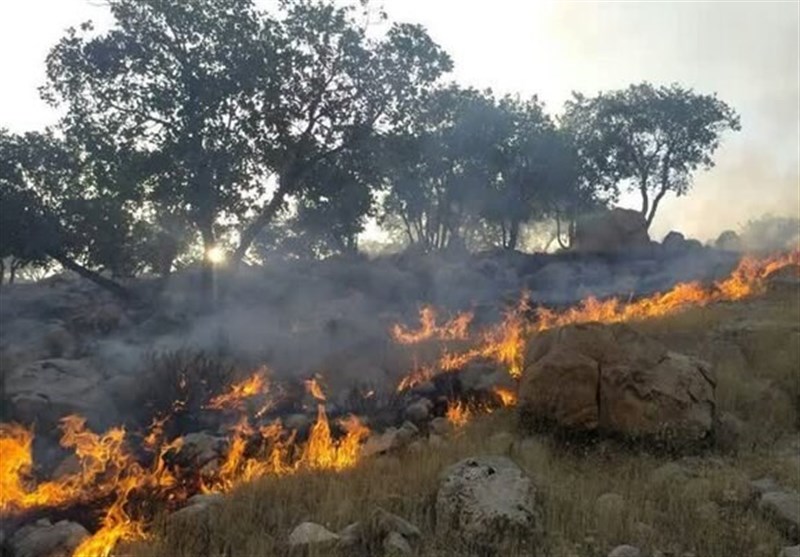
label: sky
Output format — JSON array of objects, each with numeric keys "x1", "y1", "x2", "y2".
[{"x1": 1, "y1": 0, "x2": 798, "y2": 242}]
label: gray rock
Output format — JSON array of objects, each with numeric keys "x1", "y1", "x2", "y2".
[
  {"x1": 5, "y1": 359, "x2": 117, "y2": 429},
  {"x1": 436, "y1": 456, "x2": 542, "y2": 551},
  {"x1": 175, "y1": 432, "x2": 227, "y2": 466},
  {"x1": 395, "y1": 421, "x2": 419, "y2": 445},
  {"x1": 9, "y1": 519, "x2": 89, "y2": 557},
  {"x1": 779, "y1": 545, "x2": 800, "y2": 557},
  {"x1": 595, "y1": 492, "x2": 626, "y2": 522},
  {"x1": 751, "y1": 477, "x2": 781, "y2": 495},
  {"x1": 649, "y1": 462, "x2": 693, "y2": 489},
  {"x1": 288, "y1": 522, "x2": 339, "y2": 546},
  {"x1": 169, "y1": 493, "x2": 224, "y2": 522},
  {"x1": 336, "y1": 522, "x2": 363, "y2": 547},
  {"x1": 429, "y1": 417, "x2": 452, "y2": 436},
  {"x1": 404, "y1": 398, "x2": 432, "y2": 422},
  {"x1": 383, "y1": 531, "x2": 412, "y2": 555},
  {"x1": 371, "y1": 507, "x2": 421, "y2": 539},
  {"x1": 361, "y1": 429, "x2": 401, "y2": 458},
  {"x1": 759, "y1": 490, "x2": 800, "y2": 539},
  {"x1": 608, "y1": 545, "x2": 642, "y2": 557}
]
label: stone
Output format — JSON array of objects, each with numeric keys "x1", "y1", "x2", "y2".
[
  {"x1": 429, "y1": 417, "x2": 452, "y2": 436},
  {"x1": 383, "y1": 531, "x2": 413, "y2": 555},
  {"x1": 4, "y1": 359, "x2": 118, "y2": 429},
  {"x1": 395, "y1": 421, "x2": 419, "y2": 445},
  {"x1": 435, "y1": 456, "x2": 542, "y2": 552},
  {"x1": 595, "y1": 492, "x2": 626, "y2": 522},
  {"x1": 361, "y1": 429, "x2": 401, "y2": 458},
  {"x1": 371, "y1": 507, "x2": 421, "y2": 539},
  {"x1": 750, "y1": 477, "x2": 781, "y2": 496},
  {"x1": 9, "y1": 519, "x2": 89, "y2": 557},
  {"x1": 336, "y1": 522, "x2": 363, "y2": 548},
  {"x1": 573, "y1": 208, "x2": 650, "y2": 253},
  {"x1": 519, "y1": 323, "x2": 715, "y2": 446},
  {"x1": 779, "y1": 545, "x2": 800, "y2": 557},
  {"x1": 404, "y1": 398, "x2": 432, "y2": 422},
  {"x1": 174, "y1": 432, "x2": 227, "y2": 467},
  {"x1": 758, "y1": 490, "x2": 800, "y2": 539},
  {"x1": 608, "y1": 545, "x2": 642, "y2": 557},
  {"x1": 169, "y1": 493, "x2": 224, "y2": 523},
  {"x1": 649, "y1": 463, "x2": 693, "y2": 489},
  {"x1": 288, "y1": 522, "x2": 339, "y2": 547}
]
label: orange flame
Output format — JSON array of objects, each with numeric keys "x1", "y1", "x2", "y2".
[
  {"x1": 493, "y1": 386, "x2": 518, "y2": 407},
  {"x1": 304, "y1": 377, "x2": 327, "y2": 402},
  {"x1": 391, "y1": 306, "x2": 473, "y2": 344},
  {"x1": 445, "y1": 400, "x2": 472, "y2": 428},
  {"x1": 207, "y1": 367, "x2": 270, "y2": 411}
]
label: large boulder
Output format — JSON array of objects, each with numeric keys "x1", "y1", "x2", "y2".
[
  {"x1": 518, "y1": 323, "x2": 716, "y2": 446},
  {"x1": 573, "y1": 209, "x2": 650, "y2": 253},
  {"x1": 9, "y1": 519, "x2": 88, "y2": 557},
  {"x1": 3, "y1": 359, "x2": 117, "y2": 430},
  {"x1": 435, "y1": 456, "x2": 542, "y2": 553}
]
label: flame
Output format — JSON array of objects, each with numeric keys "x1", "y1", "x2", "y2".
[
  {"x1": 395, "y1": 252, "x2": 800, "y2": 389},
  {"x1": 304, "y1": 377, "x2": 327, "y2": 401},
  {"x1": 391, "y1": 305, "x2": 473, "y2": 344},
  {"x1": 396, "y1": 364, "x2": 436, "y2": 392},
  {"x1": 445, "y1": 400, "x2": 472, "y2": 428},
  {"x1": 493, "y1": 386, "x2": 518, "y2": 407},
  {"x1": 206, "y1": 367, "x2": 270, "y2": 411}
]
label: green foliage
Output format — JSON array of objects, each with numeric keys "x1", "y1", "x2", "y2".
[{"x1": 562, "y1": 82, "x2": 740, "y2": 227}]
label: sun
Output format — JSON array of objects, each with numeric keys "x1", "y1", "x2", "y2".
[{"x1": 206, "y1": 246, "x2": 226, "y2": 265}]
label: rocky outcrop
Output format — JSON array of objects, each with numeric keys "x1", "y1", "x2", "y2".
[
  {"x1": 8, "y1": 519, "x2": 88, "y2": 557},
  {"x1": 288, "y1": 522, "x2": 340, "y2": 547},
  {"x1": 518, "y1": 323, "x2": 716, "y2": 446},
  {"x1": 435, "y1": 456, "x2": 542, "y2": 553},
  {"x1": 573, "y1": 208, "x2": 650, "y2": 253},
  {"x1": 3, "y1": 359, "x2": 118, "y2": 430}
]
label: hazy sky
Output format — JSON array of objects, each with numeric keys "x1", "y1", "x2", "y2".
[{"x1": 1, "y1": 0, "x2": 798, "y2": 242}]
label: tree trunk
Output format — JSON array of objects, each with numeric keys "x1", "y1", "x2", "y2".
[
  {"x1": 507, "y1": 217, "x2": 520, "y2": 251},
  {"x1": 0, "y1": 259, "x2": 5, "y2": 285},
  {"x1": 199, "y1": 224, "x2": 216, "y2": 302},
  {"x1": 49, "y1": 252, "x2": 133, "y2": 302}
]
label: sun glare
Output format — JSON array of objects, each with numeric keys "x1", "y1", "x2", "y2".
[{"x1": 206, "y1": 246, "x2": 226, "y2": 265}]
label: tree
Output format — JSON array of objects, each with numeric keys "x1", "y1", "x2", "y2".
[
  {"x1": 43, "y1": 0, "x2": 451, "y2": 291},
  {"x1": 562, "y1": 82, "x2": 740, "y2": 228},
  {"x1": 0, "y1": 130, "x2": 143, "y2": 299},
  {"x1": 380, "y1": 86, "x2": 507, "y2": 251}
]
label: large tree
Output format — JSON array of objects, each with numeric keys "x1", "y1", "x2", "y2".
[
  {"x1": 562, "y1": 82, "x2": 740, "y2": 228},
  {"x1": 43, "y1": 0, "x2": 450, "y2": 289}
]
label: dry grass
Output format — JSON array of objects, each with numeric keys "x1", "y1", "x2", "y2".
[{"x1": 133, "y1": 288, "x2": 800, "y2": 557}]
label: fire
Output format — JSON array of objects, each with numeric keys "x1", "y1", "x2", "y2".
[
  {"x1": 396, "y1": 364, "x2": 436, "y2": 392},
  {"x1": 303, "y1": 406, "x2": 370, "y2": 470},
  {"x1": 493, "y1": 386, "x2": 518, "y2": 407},
  {"x1": 391, "y1": 305, "x2": 473, "y2": 344},
  {"x1": 304, "y1": 376, "x2": 327, "y2": 401},
  {"x1": 395, "y1": 252, "x2": 800, "y2": 389},
  {"x1": 445, "y1": 400, "x2": 472, "y2": 428},
  {"x1": 207, "y1": 367, "x2": 270, "y2": 410}
]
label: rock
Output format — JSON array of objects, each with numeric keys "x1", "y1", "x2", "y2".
[
  {"x1": 519, "y1": 323, "x2": 715, "y2": 447},
  {"x1": 336, "y1": 522, "x2": 363, "y2": 548},
  {"x1": 288, "y1": 522, "x2": 339, "y2": 547},
  {"x1": 779, "y1": 545, "x2": 800, "y2": 557},
  {"x1": 169, "y1": 493, "x2": 224, "y2": 523},
  {"x1": 649, "y1": 462, "x2": 693, "y2": 489},
  {"x1": 429, "y1": 417, "x2": 452, "y2": 436},
  {"x1": 608, "y1": 545, "x2": 642, "y2": 557},
  {"x1": 371, "y1": 507, "x2": 421, "y2": 539},
  {"x1": 405, "y1": 398, "x2": 432, "y2": 422},
  {"x1": 395, "y1": 421, "x2": 419, "y2": 445},
  {"x1": 715, "y1": 412, "x2": 744, "y2": 454},
  {"x1": 383, "y1": 531, "x2": 412, "y2": 555},
  {"x1": 758, "y1": 490, "x2": 800, "y2": 539},
  {"x1": 595, "y1": 492, "x2": 626, "y2": 522},
  {"x1": 573, "y1": 208, "x2": 650, "y2": 253},
  {"x1": 174, "y1": 432, "x2": 227, "y2": 467},
  {"x1": 435, "y1": 456, "x2": 542, "y2": 551},
  {"x1": 4, "y1": 359, "x2": 118, "y2": 430},
  {"x1": 9, "y1": 519, "x2": 89, "y2": 557},
  {"x1": 751, "y1": 477, "x2": 781, "y2": 496},
  {"x1": 361, "y1": 428, "x2": 403, "y2": 458}
]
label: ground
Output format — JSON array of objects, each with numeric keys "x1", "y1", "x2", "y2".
[{"x1": 133, "y1": 285, "x2": 800, "y2": 557}]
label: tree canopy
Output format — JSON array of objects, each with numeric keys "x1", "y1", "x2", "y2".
[{"x1": 1, "y1": 0, "x2": 742, "y2": 297}]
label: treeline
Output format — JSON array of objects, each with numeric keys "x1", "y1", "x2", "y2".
[{"x1": 0, "y1": 0, "x2": 739, "y2": 297}]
